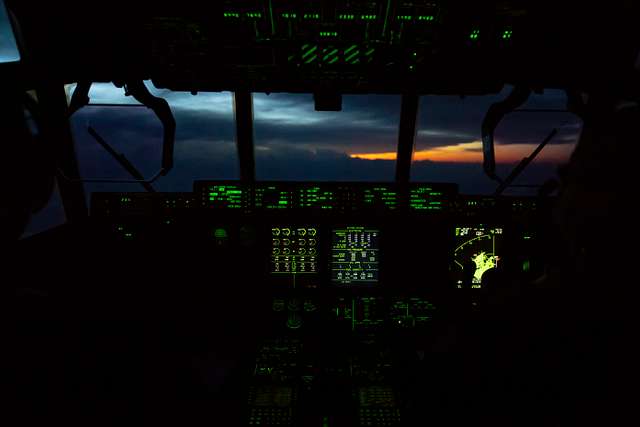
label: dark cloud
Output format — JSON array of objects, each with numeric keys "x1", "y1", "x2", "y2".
[
  {"x1": 415, "y1": 88, "x2": 582, "y2": 149},
  {"x1": 256, "y1": 145, "x2": 395, "y2": 182},
  {"x1": 253, "y1": 93, "x2": 400, "y2": 152}
]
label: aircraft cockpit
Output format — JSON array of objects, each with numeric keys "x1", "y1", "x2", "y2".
[{"x1": 5, "y1": 1, "x2": 639, "y2": 426}]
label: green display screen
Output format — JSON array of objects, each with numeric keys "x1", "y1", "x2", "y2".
[
  {"x1": 271, "y1": 227, "x2": 318, "y2": 274},
  {"x1": 255, "y1": 184, "x2": 336, "y2": 210},
  {"x1": 409, "y1": 186, "x2": 445, "y2": 211},
  {"x1": 204, "y1": 185, "x2": 244, "y2": 209},
  {"x1": 255, "y1": 186, "x2": 294, "y2": 210},
  {"x1": 332, "y1": 227, "x2": 380, "y2": 285},
  {"x1": 297, "y1": 186, "x2": 335, "y2": 210},
  {"x1": 362, "y1": 187, "x2": 397, "y2": 210},
  {"x1": 453, "y1": 226, "x2": 503, "y2": 288}
]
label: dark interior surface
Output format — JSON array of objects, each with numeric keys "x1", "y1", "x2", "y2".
[{"x1": 10, "y1": 181, "x2": 622, "y2": 426}]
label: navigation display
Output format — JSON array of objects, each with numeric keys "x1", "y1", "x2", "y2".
[
  {"x1": 453, "y1": 226, "x2": 503, "y2": 288},
  {"x1": 332, "y1": 227, "x2": 380, "y2": 285}
]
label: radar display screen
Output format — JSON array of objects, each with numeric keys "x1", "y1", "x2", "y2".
[
  {"x1": 332, "y1": 227, "x2": 380, "y2": 285},
  {"x1": 271, "y1": 227, "x2": 318, "y2": 274},
  {"x1": 453, "y1": 226, "x2": 503, "y2": 288}
]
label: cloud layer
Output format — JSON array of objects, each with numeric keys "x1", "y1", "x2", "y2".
[{"x1": 65, "y1": 82, "x2": 581, "y2": 196}]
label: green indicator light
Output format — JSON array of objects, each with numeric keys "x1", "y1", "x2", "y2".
[
  {"x1": 214, "y1": 228, "x2": 228, "y2": 239},
  {"x1": 470, "y1": 29, "x2": 480, "y2": 40},
  {"x1": 345, "y1": 51, "x2": 360, "y2": 63},
  {"x1": 418, "y1": 15, "x2": 435, "y2": 21},
  {"x1": 302, "y1": 45, "x2": 317, "y2": 59},
  {"x1": 523, "y1": 235, "x2": 532, "y2": 240},
  {"x1": 522, "y1": 260, "x2": 531, "y2": 272},
  {"x1": 361, "y1": 14, "x2": 376, "y2": 20},
  {"x1": 281, "y1": 12, "x2": 297, "y2": 19},
  {"x1": 502, "y1": 30, "x2": 513, "y2": 39},
  {"x1": 223, "y1": 12, "x2": 240, "y2": 18},
  {"x1": 338, "y1": 14, "x2": 355, "y2": 20},
  {"x1": 398, "y1": 15, "x2": 412, "y2": 21},
  {"x1": 278, "y1": 201, "x2": 288, "y2": 205},
  {"x1": 304, "y1": 13, "x2": 320, "y2": 20},
  {"x1": 246, "y1": 12, "x2": 262, "y2": 19},
  {"x1": 344, "y1": 44, "x2": 358, "y2": 55},
  {"x1": 323, "y1": 48, "x2": 338, "y2": 61}
]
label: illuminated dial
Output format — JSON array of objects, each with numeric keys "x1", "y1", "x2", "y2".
[{"x1": 271, "y1": 226, "x2": 318, "y2": 275}]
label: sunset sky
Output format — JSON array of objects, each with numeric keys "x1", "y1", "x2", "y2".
[{"x1": 63, "y1": 82, "x2": 580, "y2": 191}]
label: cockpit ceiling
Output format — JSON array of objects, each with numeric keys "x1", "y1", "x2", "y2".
[{"x1": 6, "y1": 1, "x2": 640, "y2": 95}]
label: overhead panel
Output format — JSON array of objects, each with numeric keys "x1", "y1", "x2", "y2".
[{"x1": 149, "y1": 1, "x2": 526, "y2": 93}]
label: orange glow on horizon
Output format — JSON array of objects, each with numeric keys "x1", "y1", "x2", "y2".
[{"x1": 350, "y1": 141, "x2": 575, "y2": 164}]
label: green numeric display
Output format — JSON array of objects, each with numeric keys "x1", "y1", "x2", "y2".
[
  {"x1": 206, "y1": 185, "x2": 244, "y2": 209},
  {"x1": 332, "y1": 227, "x2": 380, "y2": 285}
]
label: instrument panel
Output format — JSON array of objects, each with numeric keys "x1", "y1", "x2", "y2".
[
  {"x1": 91, "y1": 181, "x2": 547, "y2": 294},
  {"x1": 85, "y1": 181, "x2": 551, "y2": 427},
  {"x1": 195, "y1": 181, "x2": 456, "y2": 214}
]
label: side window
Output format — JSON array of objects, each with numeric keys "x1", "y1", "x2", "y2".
[
  {"x1": 494, "y1": 91, "x2": 582, "y2": 195},
  {"x1": 412, "y1": 87, "x2": 581, "y2": 194},
  {"x1": 67, "y1": 82, "x2": 239, "y2": 199},
  {"x1": 0, "y1": 0, "x2": 19, "y2": 63}
]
